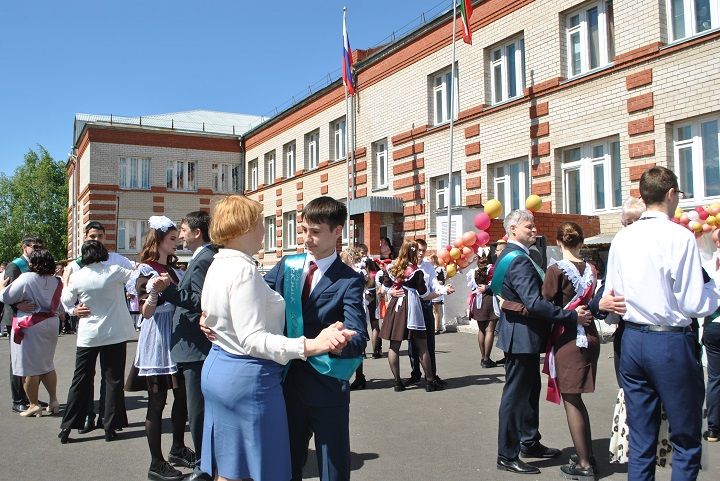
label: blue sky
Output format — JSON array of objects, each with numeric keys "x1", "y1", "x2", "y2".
[{"x1": 0, "y1": 0, "x2": 450, "y2": 175}]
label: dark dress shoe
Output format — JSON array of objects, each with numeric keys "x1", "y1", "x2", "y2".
[
  {"x1": 188, "y1": 466, "x2": 213, "y2": 481},
  {"x1": 349, "y1": 375, "x2": 366, "y2": 390},
  {"x1": 104, "y1": 429, "x2": 118, "y2": 442},
  {"x1": 569, "y1": 454, "x2": 597, "y2": 469},
  {"x1": 12, "y1": 402, "x2": 28, "y2": 413},
  {"x1": 425, "y1": 378, "x2": 446, "y2": 392},
  {"x1": 481, "y1": 358, "x2": 497, "y2": 368},
  {"x1": 168, "y1": 446, "x2": 197, "y2": 468},
  {"x1": 404, "y1": 374, "x2": 421, "y2": 386},
  {"x1": 496, "y1": 357, "x2": 506, "y2": 365},
  {"x1": 560, "y1": 462, "x2": 595, "y2": 480},
  {"x1": 77, "y1": 415, "x2": 96, "y2": 434},
  {"x1": 58, "y1": 428, "x2": 71, "y2": 444},
  {"x1": 148, "y1": 459, "x2": 186, "y2": 481},
  {"x1": 520, "y1": 441, "x2": 562, "y2": 459},
  {"x1": 434, "y1": 375, "x2": 448, "y2": 387},
  {"x1": 393, "y1": 380, "x2": 405, "y2": 392},
  {"x1": 372, "y1": 352, "x2": 382, "y2": 359},
  {"x1": 496, "y1": 457, "x2": 540, "y2": 474}
]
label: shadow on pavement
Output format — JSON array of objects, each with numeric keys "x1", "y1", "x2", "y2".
[
  {"x1": 302, "y1": 449, "x2": 380, "y2": 477},
  {"x1": 531, "y1": 437, "x2": 627, "y2": 480}
]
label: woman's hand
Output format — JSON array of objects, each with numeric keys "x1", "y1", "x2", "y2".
[
  {"x1": 497, "y1": 296, "x2": 506, "y2": 308},
  {"x1": 199, "y1": 312, "x2": 217, "y2": 341},
  {"x1": 304, "y1": 322, "x2": 356, "y2": 357}
]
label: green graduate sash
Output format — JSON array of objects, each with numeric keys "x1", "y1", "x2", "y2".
[
  {"x1": 283, "y1": 253, "x2": 362, "y2": 381},
  {"x1": 489, "y1": 248, "x2": 545, "y2": 296},
  {"x1": 11, "y1": 257, "x2": 29, "y2": 273}
]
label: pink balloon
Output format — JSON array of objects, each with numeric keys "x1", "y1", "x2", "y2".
[
  {"x1": 476, "y1": 230, "x2": 490, "y2": 246},
  {"x1": 445, "y1": 244, "x2": 453, "y2": 251},
  {"x1": 696, "y1": 207, "x2": 709, "y2": 220},
  {"x1": 462, "y1": 231, "x2": 477, "y2": 246},
  {"x1": 702, "y1": 223, "x2": 712, "y2": 233},
  {"x1": 453, "y1": 237, "x2": 464, "y2": 248},
  {"x1": 474, "y1": 213, "x2": 491, "y2": 231},
  {"x1": 462, "y1": 246, "x2": 474, "y2": 257},
  {"x1": 680, "y1": 213, "x2": 690, "y2": 225}
]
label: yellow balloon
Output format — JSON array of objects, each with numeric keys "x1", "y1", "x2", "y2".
[
  {"x1": 674, "y1": 207, "x2": 684, "y2": 219},
  {"x1": 446, "y1": 263, "x2": 457, "y2": 278},
  {"x1": 708, "y1": 215, "x2": 717, "y2": 226},
  {"x1": 525, "y1": 194, "x2": 543, "y2": 212},
  {"x1": 449, "y1": 247, "x2": 462, "y2": 260},
  {"x1": 484, "y1": 199, "x2": 503, "y2": 219}
]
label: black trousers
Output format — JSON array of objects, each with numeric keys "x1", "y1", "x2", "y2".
[
  {"x1": 61, "y1": 342, "x2": 128, "y2": 430},
  {"x1": 176, "y1": 361, "x2": 205, "y2": 461},
  {"x1": 408, "y1": 301, "x2": 437, "y2": 378},
  {"x1": 6, "y1": 325, "x2": 28, "y2": 405},
  {"x1": 497, "y1": 352, "x2": 542, "y2": 460}
]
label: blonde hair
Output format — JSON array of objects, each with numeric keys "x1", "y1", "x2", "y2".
[
  {"x1": 210, "y1": 195, "x2": 263, "y2": 245},
  {"x1": 341, "y1": 247, "x2": 362, "y2": 266}
]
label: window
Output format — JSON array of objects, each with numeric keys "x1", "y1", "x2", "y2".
[
  {"x1": 373, "y1": 139, "x2": 389, "y2": 189},
  {"x1": 565, "y1": 1, "x2": 614, "y2": 77},
  {"x1": 489, "y1": 36, "x2": 525, "y2": 104},
  {"x1": 264, "y1": 151, "x2": 276, "y2": 184},
  {"x1": 284, "y1": 211, "x2": 297, "y2": 248},
  {"x1": 248, "y1": 158, "x2": 258, "y2": 190},
  {"x1": 117, "y1": 220, "x2": 149, "y2": 253},
  {"x1": 562, "y1": 138, "x2": 623, "y2": 214},
  {"x1": 339, "y1": 198, "x2": 349, "y2": 244},
  {"x1": 332, "y1": 118, "x2": 347, "y2": 161},
  {"x1": 166, "y1": 160, "x2": 196, "y2": 191},
  {"x1": 212, "y1": 163, "x2": 240, "y2": 193},
  {"x1": 305, "y1": 130, "x2": 320, "y2": 169},
  {"x1": 492, "y1": 159, "x2": 529, "y2": 217},
  {"x1": 674, "y1": 116, "x2": 720, "y2": 200},
  {"x1": 264, "y1": 216, "x2": 276, "y2": 250},
  {"x1": 119, "y1": 157, "x2": 151, "y2": 189},
  {"x1": 433, "y1": 172, "x2": 462, "y2": 211},
  {"x1": 668, "y1": 0, "x2": 719, "y2": 41},
  {"x1": 431, "y1": 66, "x2": 459, "y2": 125},
  {"x1": 284, "y1": 141, "x2": 296, "y2": 178}
]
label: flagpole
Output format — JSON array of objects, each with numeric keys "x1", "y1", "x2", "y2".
[
  {"x1": 446, "y1": 0, "x2": 457, "y2": 248},
  {"x1": 344, "y1": 7, "x2": 352, "y2": 247}
]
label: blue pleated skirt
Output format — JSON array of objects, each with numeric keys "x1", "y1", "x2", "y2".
[{"x1": 201, "y1": 345, "x2": 290, "y2": 481}]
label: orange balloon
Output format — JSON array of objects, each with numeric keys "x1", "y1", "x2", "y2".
[
  {"x1": 462, "y1": 231, "x2": 477, "y2": 246},
  {"x1": 453, "y1": 237, "x2": 464, "y2": 248},
  {"x1": 438, "y1": 248, "x2": 451, "y2": 263},
  {"x1": 462, "y1": 246, "x2": 474, "y2": 257}
]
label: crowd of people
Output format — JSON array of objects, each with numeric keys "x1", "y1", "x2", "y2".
[{"x1": 1, "y1": 169, "x2": 719, "y2": 481}]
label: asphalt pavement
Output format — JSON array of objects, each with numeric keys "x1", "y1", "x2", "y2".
[{"x1": 1, "y1": 330, "x2": 717, "y2": 481}]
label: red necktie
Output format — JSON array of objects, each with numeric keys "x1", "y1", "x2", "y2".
[{"x1": 302, "y1": 261, "x2": 318, "y2": 303}]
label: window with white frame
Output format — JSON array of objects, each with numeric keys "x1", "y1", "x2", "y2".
[
  {"x1": 264, "y1": 216, "x2": 276, "y2": 250},
  {"x1": 119, "y1": 157, "x2": 151, "y2": 189},
  {"x1": 430, "y1": 66, "x2": 459, "y2": 126},
  {"x1": 674, "y1": 116, "x2": 720, "y2": 200},
  {"x1": 166, "y1": 160, "x2": 197, "y2": 191},
  {"x1": 284, "y1": 211, "x2": 297, "y2": 248},
  {"x1": 432, "y1": 172, "x2": 462, "y2": 211},
  {"x1": 667, "y1": 0, "x2": 719, "y2": 41},
  {"x1": 332, "y1": 118, "x2": 347, "y2": 161},
  {"x1": 248, "y1": 158, "x2": 258, "y2": 190},
  {"x1": 284, "y1": 141, "x2": 296, "y2": 178},
  {"x1": 562, "y1": 138, "x2": 622, "y2": 214},
  {"x1": 117, "y1": 220, "x2": 149, "y2": 253},
  {"x1": 373, "y1": 139, "x2": 389, "y2": 189},
  {"x1": 489, "y1": 36, "x2": 525, "y2": 105},
  {"x1": 492, "y1": 158, "x2": 529, "y2": 217},
  {"x1": 305, "y1": 130, "x2": 320, "y2": 169},
  {"x1": 264, "y1": 151, "x2": 276, "y2": 184},
  {"x1": 565, "y1": 1, "x2": 614, "y2": 78},
  {"x1": 212, "y1": 163, "x2": 240, "y2": 193}
]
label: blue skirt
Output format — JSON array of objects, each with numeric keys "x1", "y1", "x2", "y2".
[{"x1": 201, "y1": 345, "x2": 290, "y2": 480}]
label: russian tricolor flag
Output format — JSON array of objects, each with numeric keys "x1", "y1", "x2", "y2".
[{"x1": 342, "y1": 9, "x2": 356, "y2": 96}]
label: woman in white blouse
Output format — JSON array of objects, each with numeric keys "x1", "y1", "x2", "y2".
[{"x1": 200, "y1": 195, "x2": 350, "y2": 481}]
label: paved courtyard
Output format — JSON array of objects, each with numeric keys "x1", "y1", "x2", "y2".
[{"x1": 1, "y1": 330, "x2": 717, "y2": 480}]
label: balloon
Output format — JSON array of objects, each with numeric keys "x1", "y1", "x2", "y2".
[
  {"x1": 525, "y1": 194, "x2": 543, "y2": 212},
  {"x1": 702, "y1": 223, "x2": 712, "y2": 233},
  {"x1": 708, "y1": 215, "x2": 717, "y2": 226},
  {"x1": 484, "y1": 199, "x2": 503, "y2": 219},
  {"x1": 680, "y1": 213, "x2": 690, "y2": 225},
  {"x1": 671, "y1": 217, "x2": 680, "y2": 224},
  {"x1": 462, "y1": 231, "x2": 477, "y2": 246},
  {"x1": 438, "y1": 249, "x2": 451, "y2": 263},
  {"x1": 476, "y1": 230, "x2": 490, "y2": 246},
  {"x1": 674, "y1": 207, "x2": 684, "y2": 219},
  {"x1": 453, "y1": 237, "x2": 464, "y2": 248},
  {"x1": 696, "y1": 206, "x2": 709, "y2": 220},
  {"x1": 462, "y1": 246, "x2": 474, "y2": 258},
  {"x1": 689, "y1": 220, "x2": 702, "y2": 232},
  {"x1": 687, "y1": 210, "x2": 700, "y2": 222},
  {"x1": 474, "y1": 213, "x2": 491, "y2": 231},
  {"x1": 709, "y1": 203, "x2": 720, "y2": 216},
  {"x1": 446, "y1": 263, "x2": 457, "y2": 278},
  {"x1": 450, "y1": 247, "x2": 461, "y2": 260},
  {"x1": 502, "y1": 235, "x2": 509, "y2": 241},
  {"x1": 457, "y1": 257, "x2": 469, "y2": 269}
]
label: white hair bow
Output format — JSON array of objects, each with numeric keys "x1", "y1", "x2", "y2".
[{"x1": 148, "y1": 215, "x2": 176, "y2": 232}]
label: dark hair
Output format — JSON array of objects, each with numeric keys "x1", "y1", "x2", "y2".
[
  {"x1": 84, "y1": 221, "x2": 105, "y2": 234},
  {"x1": 139, "y1": 227, "x2": 179, "y2": 267},
  {"x1": 182, "y1": 211, "x2": 211, "y2": 242},
  {"x1": 357, "y1": 243, "x2": 368, "y2": 251},
  {"x1": 28, "y1": 249, "x2": 56, "y2": 276},
  {"x1": 475, "y1": 253, "x2": 489, "y2": 285},
  {"x1": 381, "y1": 237, "x2": 396, "y2": 259},
  {"x1": 556, "y1": 222, "x2": 584, "y2": 248},
  {"x1": 639, "y1": 166, "x2": 679, "y2": 205},
  {"x1": 301, "y1": 196, "x2": 347, "y2": 230},
  {"x1": 414, "y1": 238, "x2": 428, "y2": 249},
  {"x1": 81, "y1": 240, "x2": 109, "y2": 266},
  {"x1": 21, "y1": 235, "x2": 42, "y2": 247}
]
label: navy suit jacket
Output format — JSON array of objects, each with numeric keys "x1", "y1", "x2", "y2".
[
  {"x1": 264, "y1": 254, "x2": 369, "y2": 407},
  {"x1": 495, "y1": 243, "x2": 577, "y2": 354}
]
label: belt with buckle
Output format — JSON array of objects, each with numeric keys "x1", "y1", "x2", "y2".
[{"x1": 625, "y1": 321, "x2": 691, "y2": 333}]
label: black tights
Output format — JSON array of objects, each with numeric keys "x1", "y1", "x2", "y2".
[
  {"x1": 562, "y1": 393, "x2": 593, "y2": 468},
  {"x1": 146, "y1": 386, "x2": 188, "y2": 462}
]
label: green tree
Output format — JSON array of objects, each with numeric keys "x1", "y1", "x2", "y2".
[{"x1": 0, "y1": 146, "x2": 68, "y2": 263}]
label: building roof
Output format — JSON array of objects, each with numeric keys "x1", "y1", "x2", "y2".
[{"x1": 73, "y1": 109, "x2": 263, "y2": 145}]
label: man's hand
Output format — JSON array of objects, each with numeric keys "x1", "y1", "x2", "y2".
[
  {"x1": 389, "y1": 287, "x2": 405, "y2": 298},
  {"x1": 306, "y1": 321, "x2": 355, "y2": 356},
  {"x1": 17, "y1": 301, "x2": 36, "y2": 312},
  {"x1": 599, "y1": 289, "x2": 626, "y2": 315},
  {"x1": 199, "y1": 312, "x2": 217, "y2": 341},
  {"x1": 75, "y1": 303, "x2": 91, "y2": 318},
  {"x1": 446, "y1": 284, "x2": 455, "y2": 295},
  {"x1": 575, "y1": 305, "x2": 592, "y2": 326}
]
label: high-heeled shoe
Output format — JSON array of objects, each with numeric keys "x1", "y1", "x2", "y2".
[
  {"x1": 19, "y1": 404, "x2": 43, "y2": 417},
  {"x1": 58, "y1": 428, "x2": 71, "y2": 444},
  {"x1": 45, "y1": 400, "x2": 60, "y2": 415}
]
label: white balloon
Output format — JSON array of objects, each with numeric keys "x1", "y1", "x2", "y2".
[{"x1": 687, "y1": 210, "x2": 700, "y2": 222}]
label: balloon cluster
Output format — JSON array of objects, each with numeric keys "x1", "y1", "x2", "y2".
[{"x1": 672, "y1": 203, "x2": 720, "y2": 237}]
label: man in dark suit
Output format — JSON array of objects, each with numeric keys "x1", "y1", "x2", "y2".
[
  {"x1": 494, "y1": 210, "x2": 591, "y2": 474},
  {"x1": 264, "y1": 197, "x2": 368, "y2": 481},
  {"x1": 156, "y1": 211, "x2": 215, "y2": 481}
]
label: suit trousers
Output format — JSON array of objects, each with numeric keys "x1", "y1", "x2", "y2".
[
  {"x1": 620, "y1": 326, "x2": 704, "y2": 481},
  {"x1": 177, "y1": 361, "x2": 205, "y2": 461},
  {"x1": 6, "y1": 325, "x2": 28, "y2": 405},
  {"x1": 408, "y1": 301, "x2": 437, "y2": 378},
  {"x1": 284, "y1": 386, "x2": 351, "y2": 481},
  {"x1": 85, "y1": 375, "x2": 107, "y2": 420},
  {"x1": 497, "y1": 353, "x2": 542, "y2": 460},
  {"x1": 61, "y1": 342, "x2": 128, "y2": 431},
  {"x1": 704, "y1": 321, "x2": 720, "y2": 432}
]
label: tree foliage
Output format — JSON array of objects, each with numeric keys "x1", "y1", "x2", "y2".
[{"x1": 0, "y1": 146, "x2": 68, "y2": 263}]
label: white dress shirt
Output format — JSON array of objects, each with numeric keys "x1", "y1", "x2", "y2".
[
  {"x1": 201, "y1": 249, "x2": 306, "y2": 364},
  {"x1": 605, "y1": 210, "x2": 720, "y2": 326},
  {"x1": 418, "y1": 259, "x2": 449, "y2": 299},
  {"x1": 303, "y1": 251, "x2": 338, "y2": 295},
  {"x1": 64, "y1": 252, "x2": 135, "y2": 316}
]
